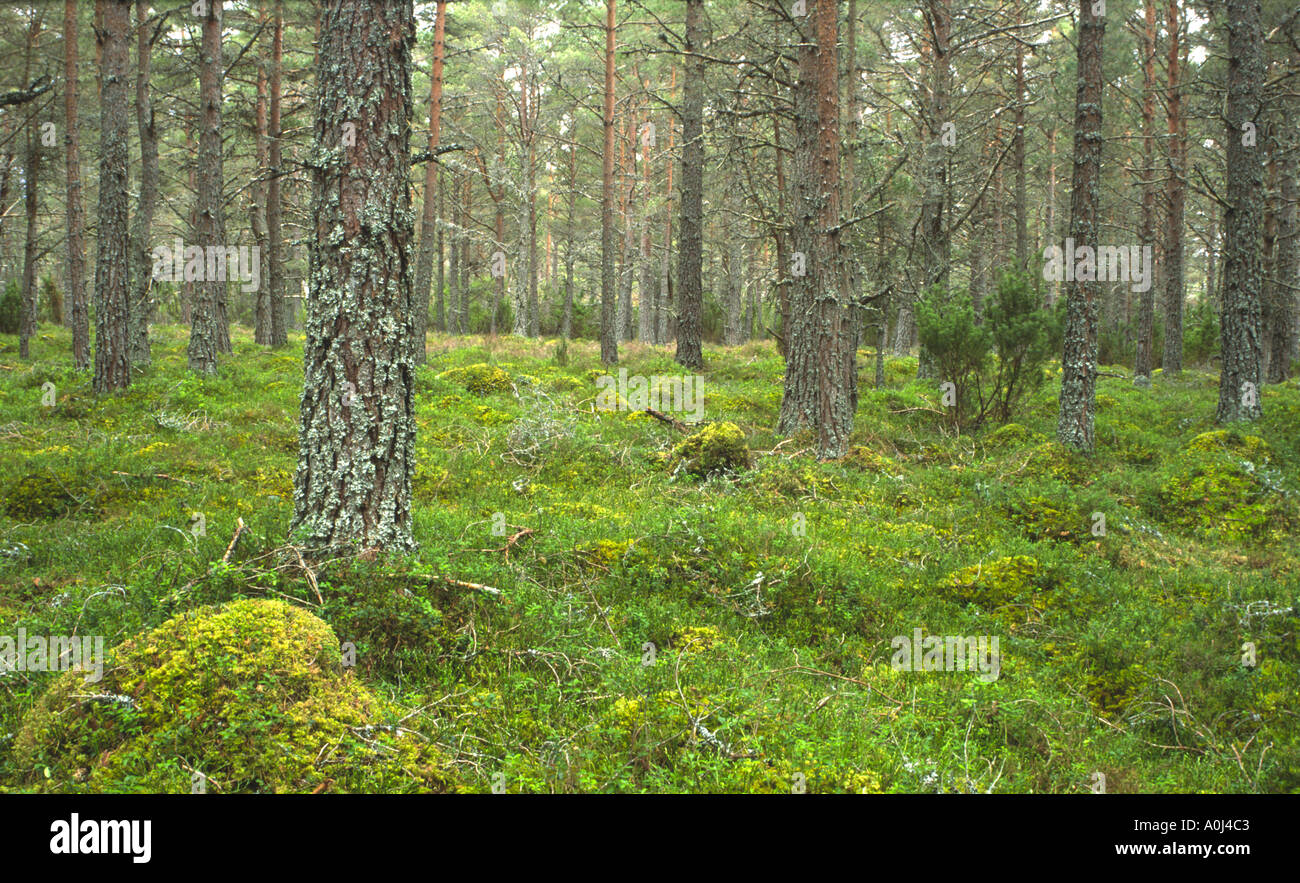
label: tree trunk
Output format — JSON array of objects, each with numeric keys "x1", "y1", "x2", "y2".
[
  {"x1": 267, "y1": 0, "x2": 286, "y2": 346},
  {"x1": 412, "y1": 0, "x2": 446, "y2": 362},
  {"x1": 1163, "y1": 0, "x2": 1186, "y2": 375},
  {"x1": 914, "y1": 0, "x2": 951, "y2": 379},
  {"x1": 1134, "y1": 0, "x2": 1158, "y2": 382},
  {"x1": 129, "y1": 0, "x2": 158, "y2": 365},
  {"x1": 674, "y1": 0, "x2": 704, "y2": 369},
  {"x1": 1216, "y1": 0, "x2": 1264, "y2": 423},
  {"x1": 1269, "y1": 122, "x2": 1298, "y2": 382},
  {"x1": 600, "y1": 0, "x2": 619, "y2": 365},
  {"x1": 92, "y1": 0, "x2": 132, "y2": 393},
  {"x1": 252, "y1": 46, "x2": 272, "y2": 344},
  {"x1": 292, "y1": 0, "x2": 417, "y2": 553},
  {"x1": 65, "y1": 0, "x2": 89, "y2": 369},
  {"x1": 777, "y1": 0, "x2": 856, "y2": 460},
  {"x1": 18, "y1": 10, "x2": 43, "y2": 361},
  {"x1": 1056, "y1": 0, "x2": 1105, "y2": 453},
  {"x1": 188, "y1": 0, "x2": 230, "y2": 373}
]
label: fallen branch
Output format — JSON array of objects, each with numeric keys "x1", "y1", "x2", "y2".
[
  {"x1": 222, "y1": 518, "x2": 248, "y2": 564},
  {"x1": 644, "y1": 407, "x2": 690, "y2": 432}
]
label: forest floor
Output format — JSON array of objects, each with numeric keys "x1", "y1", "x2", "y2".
[{"x1": 1, "y1": 323, "x2": 1298, "y2": 792}]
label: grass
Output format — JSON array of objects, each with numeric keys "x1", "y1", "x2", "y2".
[{"x1": 1, "y1": 321, "x2": 1297, "y2": 793}]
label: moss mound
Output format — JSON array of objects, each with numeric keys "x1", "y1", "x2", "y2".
[
  {"x1": 13, "y1": 599, "x2": 453, "y2": 793},
  {"x1": 437, "y1": 363, "x2": 513, "y2": 396},
  {"x1": 1183, "y1": 429, "x2": 1272, "y2": 464},
  {"x1": 1157, "y1": 448, "x2": 1291, "y2": 543},
  {"x1": 673, "y1": 422, "x2": 750, "y2": 476}
]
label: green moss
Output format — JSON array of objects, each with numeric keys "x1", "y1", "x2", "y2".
[
  {"x1": 436, "y1": 363, "x2": 513, "y2": 396},
  {"x1": 3, "y1": 472, "x2": 88, "y2": 519},
  {"x1": 13, "y1": 599, "x2": 453, "y2": 793},
  {"x1": 1009, "y1": 496, "x2": 1081, "y2": 541},
  {"x1": 941, "y1": 555, "x2": 1043, "y2": 609},
  {"x1": 1184, "y1": 429, "x2": 1272, "y2": 465},
  {"x1": 842, "y1": 446, "x2": 896, "y2": 471},
  {"x1": 984, "y1": 422, "x2": 1045, "y2": 450},
  {"x1": 1157, "y1": 449, "x2": 1291, "y2": 543},
  {"x1": 672, "y1": 422, "x2": 750, "y2": 476}
]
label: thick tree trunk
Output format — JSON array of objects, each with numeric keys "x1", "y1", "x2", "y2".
[
  {"x1": 292, "y1": 0, "x2": 417, "y2": 553},
  {"x1": 129, "y1": 0, "x2": 158, "y2": 365},
  {"x1": 1216, "y1": 0, "x2": 1264, "y2": 423},
  {"x1": 92, "y1": 0, "x2": 132, "y2": 393},
  {"x1": 65, "y1": 0, "x2": 89, "y2": 369},
  {"x1": 777, "y1": 0, "x2": 856, "y2": 460},
  {"x1": 188, "y1": 0, "x2": 230, "y2": 373},
  {"x1": 1056, "y1": 0, "x2": 1104, "y2": 453},
  {"x1": 412, "y1": 0, "x2": 445, "y2": 362}
]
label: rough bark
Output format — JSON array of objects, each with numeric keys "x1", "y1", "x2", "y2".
[
  {"x1": 411, "y1": 0, "x2": 446, "y2": 362},
  {"x1": 291, "y1": 0, "x2": 417, "y2": 553},
  {"x1": 1270, "y1": 123, "x2": 1298, "y2": 382},
  {"x1": 19, "y1": 122, "x2": 39, "y2": 360},
  {"x1": 267, "y1": 0, "x2": 286, "y2": 346},
  {"x1": 1055, "y1": 0, "x2": 1104, "y2": 453},
  {"x1": 1163, "y1": 0, "x2": 1186, "y2": 375},
  {"x1": 187, "y1": 0, "x2": 230, "y2": 373},
  {"x1": 65, "y1": 0, "x2": 89, "y2": 369},
  {"x1": 92, "y1": 0, "x2": 132, "y2": 393},
  {"x1": 1215, "y1": 0, "x2": 1264, "y2": 423},
  {"x1": 600, "y1": 0, "x2": 619, "y2": 365},
  {"x1": 129, "y1": 0, "x2": 158, "y2": 365},
  {"x1": 1134, "y1": 0, "x2": 1158, "y2": 383},
  {"x1": 18, "y1": 11, "x2": 43, "y2": 361},
  {"x1": 674, "y1": 0, "x2": 704, "y2": 370},
  {"x1": 253, "y1": 47, "x2": 272, "y2": 344},
  {"x1": 776, "y1": 0, "x2": 856, "y2": 460}
]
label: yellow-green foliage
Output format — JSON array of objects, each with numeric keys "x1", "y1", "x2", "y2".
[
  {"x1": 843, "y1": 446, "x2": 896, "y2": 471},
  {"x1": 437, "y1": 363, "x2": 513, "y2": 396},
  {"x1": 718, "y1": 758, "x2": 882, "y2": 794},
  {"x1": 1158, "y1": 439, "x2": 1290, "y2": 542},
  {"x1": 471, "y1": 405, "x2": 514, "y2": 426},
  {"x1": 1184, "y1": 429, "x2": 1272, "y2": 464},
  {"x1": 1016, "y1": 441, "x2": 1090, "y2": 483},
  {"x1": 13, "y1": 599, "x2": 452, "y2": 793},
  {"x1": 941, "y1": 555, "x2": 1043, "y2": 609},
  {"x1": 672, "y1": 422, "x2": 750, "y2": 475},
  {"x1": 4, "y1": 472, "x2": 88, "y2": 519},
  {"x1": 1009, "y1": 496, "x2": 1080, "y2": 541},
  {"x1": 671, "y1": 625, "x2": 726, "y2": 653},
  {"x1": 984, "y1": 422, "x2": 1044, "y2": 450}
]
